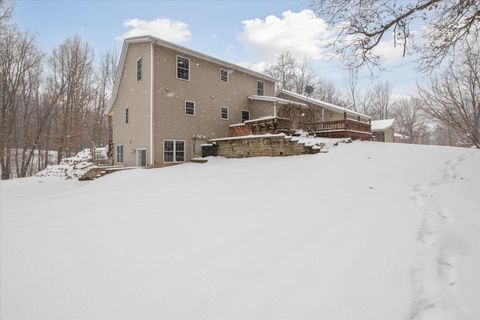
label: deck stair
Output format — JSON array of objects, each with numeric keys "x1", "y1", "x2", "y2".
[{"x1": 79, "y1": 166, "x2": 133, "y2": 181}]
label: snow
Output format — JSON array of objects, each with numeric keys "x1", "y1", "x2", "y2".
[
  {"x1": 35, "y1": 147, "x2": 108, "y2": 180},
  {"x1": 1, "y1": 141, "x2": 480, "y2": 320},
  {"x1": 209, "y1": 133, "x2": 286, "y2": 141},
  {"x1": 371, "y1": 119, "x2": 395, "y2": 131},
  {"x1": 279, "y1": 89, "x2": 370, "y2": 120}
]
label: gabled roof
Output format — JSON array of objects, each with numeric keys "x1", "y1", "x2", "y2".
[
  {"x1": 278, "y1": 89, "x2": 371, "y2": 120},
  {"x1": 106, "y1": 35, "x2": 278, "y2": 114},
  {"x1": 371, "y1": 119, "x2": 395, "y2": 132}
]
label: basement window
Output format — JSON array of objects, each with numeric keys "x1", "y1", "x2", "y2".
[
  {"x1": 220, "y1": 69, "x2": 228, "y2": 82},
  {"x1": 177, "y1": 55, "x2": 190, "y2": 80},
  {"x1": 220, "y1": 106, "x2": 229, "y2": 120},
  {"x1": 136, "y1": 58, "x2": 142, "y2": 81},
  {"x1": 164, "y1": 140, "x2": 185, "y2": 163},
  {"x1": 257, "y1": 80, "x2": 264, "y2": 96},
  {"x1": 185, "y1": 101, "x2": 195, "y2": 116},
  {"x1": 116, "y1": 145, "x2": 124, "y2": 163},
  {"x1": 241, "y1": 110, "x2": 250, "y2": 123}
]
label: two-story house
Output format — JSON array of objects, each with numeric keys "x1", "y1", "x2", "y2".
[{"x1": 107, "y1": 35, "x2": 372, "y2": 167}]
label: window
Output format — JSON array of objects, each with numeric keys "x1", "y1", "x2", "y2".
[
  {"x1": 177, "y1": 56, "x2": 190, "y2": 80},
  {"x1": 125, "y1": 107, "x2": 129, "y2": 124},
  {"x1": 241, "y1": 110, "x2": 250, "y2": 123},
  {"x1": 175, "y1": 141, "x2": 185, "y2": 162},
  {"x1": 257, "y1": 80, "x2": 264, "y2": 95},
  {"x1": 185, "y1": 101, "x2": 195, "y2": 116},
  {"x1": 116, "y1": 145, "x2": 124, "y2": 163},
  {"x1": 136, "y1": 58, "x2": 142, "y2": 81},
  {"x1": 220, "y1": 106, "x2": 229, "y2": 120},
  {"x1": 220, "y1": 69, "x2": 228, "y2": 82},
  {"x1": 164, "y1": 140, "x2": 185, "y2": 163}
]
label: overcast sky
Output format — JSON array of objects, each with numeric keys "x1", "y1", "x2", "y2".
[{"x1": 15, "y1": 0, "x2": 419, "y2": 97}]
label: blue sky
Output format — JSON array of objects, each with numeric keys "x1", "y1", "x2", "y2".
[{"x1": 14, "y1": 0, "x2": 418, "y2": 96}]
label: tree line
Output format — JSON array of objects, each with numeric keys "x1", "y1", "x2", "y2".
[
  {"x1": 264, "y1": 47, "x2": 479, "y2": 148},
  {"x1": 0, "y1": 1, "x2": 116, "y2": 179}
]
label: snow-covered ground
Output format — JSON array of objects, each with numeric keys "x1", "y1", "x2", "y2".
[{"x1": 1, "y1": 141, "x2": 479, "y2": 320}]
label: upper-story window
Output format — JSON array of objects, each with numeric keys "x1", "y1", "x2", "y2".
[
  {"x1": 220, "y1": 69, "x2": 228, "y2": 82},
  {"x1": 125, "y1": 107, "x2": 129, "y2": 124},
  {"x1": 257, "y1": 80, "x2": 264, "y2": 96},
  {"x1": 136, "y1": 58, "x2": 142, "y2": 81},
  {"x1": 177, "y1": 56, "x2": 190, "y2": 80},
  {"x1": 241, "y1": 110, "x2": 250, "y2": 123},
  {"x1": 185, "y1": 101, "x2": 195, "y2": 116},
  {"x1": 220, "y1": 106, "x2": 229, "y2": 120}
]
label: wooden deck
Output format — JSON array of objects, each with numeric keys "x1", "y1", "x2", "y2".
[{"x1": 300, "y1": 118, "x2": 372, "y2": 140}]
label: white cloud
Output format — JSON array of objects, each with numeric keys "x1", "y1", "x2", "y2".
[
  {"x1": 117, "y1": 18, "x2": 191, "y2": 43},
  {"x1": 372, "y1": 41, "x2": 405, "y2": 62},
  {"x1": 236, "y1": 61, "x2": 267, "y2": 73},
  {"x1": 239, "y1": 10, "x2": 335, "y2": 62}
]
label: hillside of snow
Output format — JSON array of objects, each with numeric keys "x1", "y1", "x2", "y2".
[{"x1": 1, "y1": 141, "x2": 479, "y2": 320}]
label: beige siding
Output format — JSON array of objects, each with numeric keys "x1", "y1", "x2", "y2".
[
  {"x1": 249, "y1": 100, "x2": 275, "y2": 119},
  {"x1": 152, "y1": 44, "x2": 275, "y2": 166},
  {"x1": 111, "y1": 43, "x2": 152, "y2": 167}
]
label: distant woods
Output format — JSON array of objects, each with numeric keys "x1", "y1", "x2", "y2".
[
  {"x1": 0, "y1": 2, "x2": 117, "y2": 179},
  {"x1": 264, "y1": 49, "x2": 479, "y2": 148}
]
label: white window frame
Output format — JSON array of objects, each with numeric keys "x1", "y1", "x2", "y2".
[
  {"x1": 125, "y1": 107, "x2": 129, "y2": 124},
  {"x1": 136, "y1": 148, "x2": 147, "y2": 167},
  {"x1": 116, "y1": 144, "x2": 124, "y2": 163},
  {"x1": 176, "y1": 55, "x2": 190, "y2": 81},
  {"x1": 220, "y1": 68, "x2": 229, "y2": 82},
  {"x1": 185, "y1": 100, "x2": 195, "y2": 116},
  {"x1": 136, "y1": 57, "x2": 142, "y2": 82},
  {"x1": 163, "y1": 140, "x2": 186, "y2": 163},
  {"x1": 241, "y1": 110, "x2": 250, "y2": 123},
  {"x1": 220, "y1": 106, "x2": 229, "y2": 120},
  {"x1": 257, "y1": 80, "x2": 264, "y2": 96}
]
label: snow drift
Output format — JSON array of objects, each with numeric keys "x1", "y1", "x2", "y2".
[{"x1": 1, "y1": 141, "x2": 479, "y2": 320}]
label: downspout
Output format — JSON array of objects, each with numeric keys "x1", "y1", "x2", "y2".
[{"x1": 150, "y1": 41, "x2": 154, "y2": 166}]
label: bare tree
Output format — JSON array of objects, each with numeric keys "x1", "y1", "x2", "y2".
[
  {"x1": 0, "y1": 26, "x2": 43, "y2": 179},
  {"x1": 391, "y1": 97, "x2": 430, "y2": 144},
  {"x1": 345, "y1": 68, "x2": 359, "y2": 111},
  {"x1": 293, "y1": 57, "x2": 318, "y2": 95},
  {"x1": 312, "y1": 77, "x2": 346, "y2": 106},
  {"x1": 417, "y1": 43, "x2": 480, "y2": 148},
  {"x1": 364, "y1": 81, "x2": 392, "y2": 119},
  {"x1": 264, "y1": 52, "x2": 296, "y2": 92},
  {"x1": 0, "y1": 0, "x2": 13, "y2": 30},
  {"x1": 91, "y1": 50, "x2": 117, "y2": 146},
  {"x1": 48, "y1": 35, "x2": 95, "y2": 162},
  {"x1": 311, "y1": 0, "x2": 480, "y2": 70}
]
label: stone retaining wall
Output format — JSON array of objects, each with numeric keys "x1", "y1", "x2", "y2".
[{"x1": 209, "y1": 134, "x2": 320, "y2": 158}]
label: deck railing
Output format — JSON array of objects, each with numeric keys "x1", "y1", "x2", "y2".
[
  {"x1": 300, "y1": 118, "x2": 371, "y2": 133},
  {"x1": 244, "y1": 117, "x2": 292, "y2": 135}
]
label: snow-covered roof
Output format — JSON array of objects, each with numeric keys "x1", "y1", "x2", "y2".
[
  {"x1": 371, "y1": 119, "x2": 395, "y2": 132},
  {"x1": 106, "y1": 35, "x2": 279, "y2": 114},
  {"x1": 248, "y1": 95, "x2": 308, "y2": 107},
  {"x1": 278, "y1": 89, "x2": 371, "y2": 120}
]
